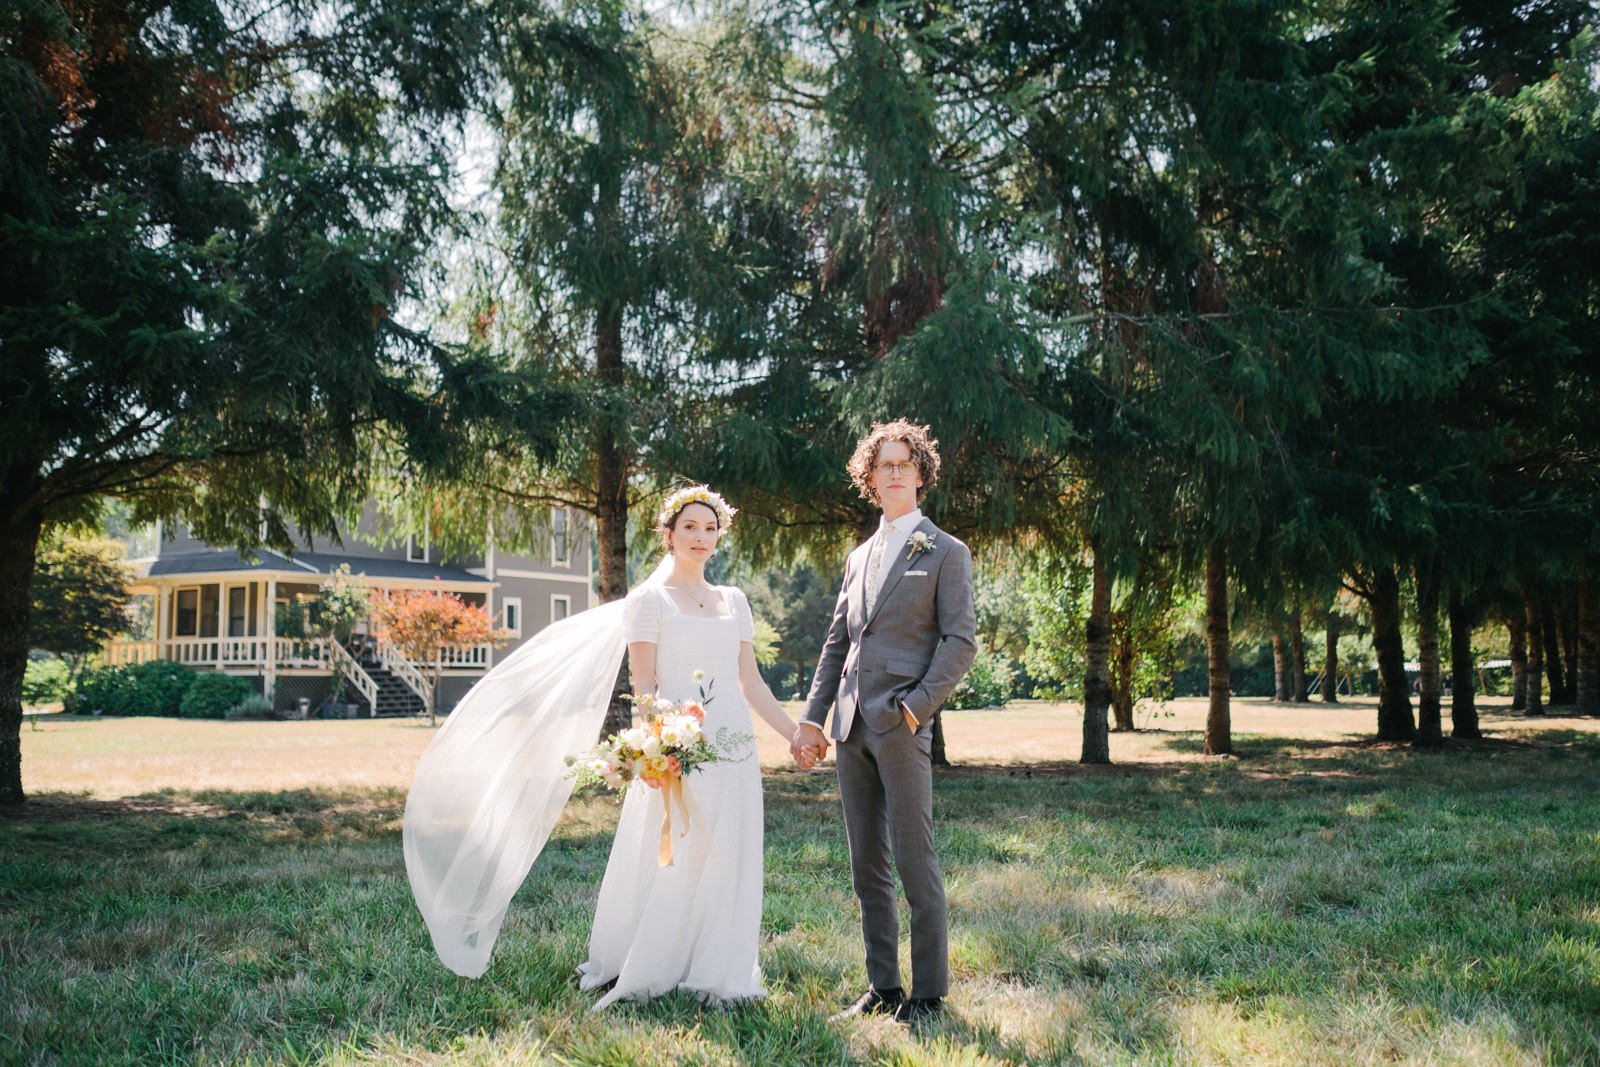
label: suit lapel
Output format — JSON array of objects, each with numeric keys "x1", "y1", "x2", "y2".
[
  {"x1": 865, "y1": 517, "x2": 935, "y2": 627},
  {"x1": 849, "y1": 539, "x2": 872, "y2": 631}
]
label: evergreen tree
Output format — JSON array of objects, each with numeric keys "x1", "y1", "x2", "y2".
[{"x1": 0, "y1": 0, "x2": 488, "y2": 804}]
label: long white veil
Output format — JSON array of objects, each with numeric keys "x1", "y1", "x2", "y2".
[{"x1": 403, "y1": 558, "x2": 672, "y2": 978}]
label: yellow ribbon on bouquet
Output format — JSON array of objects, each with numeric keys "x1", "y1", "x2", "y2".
[{"x1": 657, "y1": 776, "x2": 696, "y2": 867}]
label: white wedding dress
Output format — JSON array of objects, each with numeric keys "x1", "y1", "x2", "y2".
[{"x1": 577, "y1": 583, "x2": 768, "y2": 1009}]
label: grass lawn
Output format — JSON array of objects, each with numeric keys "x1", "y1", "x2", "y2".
[{"x1": 4, "y1": 698, "x2": 1599, "y2": 1065}]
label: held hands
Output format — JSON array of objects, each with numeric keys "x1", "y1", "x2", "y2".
[{"x1": 789, "y1": 723, "x2": 830, "y2": 769}]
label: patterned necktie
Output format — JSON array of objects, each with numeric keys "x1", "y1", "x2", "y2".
[{"x1": 865, "y1": 525, "x2": 893, "y2": 615}]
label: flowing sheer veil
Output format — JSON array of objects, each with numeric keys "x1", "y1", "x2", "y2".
[{"x1": 403, "y1": 557, "x2": 673, "y2": 977}]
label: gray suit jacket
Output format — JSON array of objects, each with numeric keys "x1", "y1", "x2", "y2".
[{"x1": 803, "y1": 516, "x2": 978, "y2": 739}]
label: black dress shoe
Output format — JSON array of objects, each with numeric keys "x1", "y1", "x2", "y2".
[
  {"x1": 832, "y1": 986, "x2": 905, "y2": 1020},
  {"x1": 893, "y1": 997, "x2": 943, "y2": 1024}
]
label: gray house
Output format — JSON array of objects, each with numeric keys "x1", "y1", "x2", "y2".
[{"x1": 104, "y1": 504, "x2": 595, "y2": 715}]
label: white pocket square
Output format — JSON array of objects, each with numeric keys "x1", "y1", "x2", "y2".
[{"x1": 906, "y1": 570, "x2": 929, "y2": 576}]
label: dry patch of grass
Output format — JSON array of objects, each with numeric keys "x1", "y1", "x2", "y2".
[
  {"x1": 24, "y1": 695, "x2": 1591, "y2": 801},
  {"x1": 9, "y1": 700, "x2": 1600, "y2": 1064}
]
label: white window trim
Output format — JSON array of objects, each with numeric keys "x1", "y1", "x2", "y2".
[
  {"x1": 550, "y1": 507, "x2": 571, "y2": 566},
  {"x1": 550, "y1": 594, "x2": 571, "y2": 623},
  {"x1": 502, "y1": 597, "x2": 523, "y2": 636},
  {"x1": 407, "y1": 531, "x2": 429, "y2": 563}
]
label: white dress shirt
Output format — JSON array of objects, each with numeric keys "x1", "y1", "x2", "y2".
[
  {"x1": 870, "y1": 507, "x2": 923, "y2": 600},
  {"x1": 872, "y1": 507, "x2": 922, "y2": 727},
  {"x1": 798, "y1": 506, "x2": 928, "y2": 746}
]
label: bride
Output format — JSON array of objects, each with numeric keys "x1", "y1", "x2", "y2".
[{"x1": 403, "y1": 485, "x2": 817, "y2": 1009}]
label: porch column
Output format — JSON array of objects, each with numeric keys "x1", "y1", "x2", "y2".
[
  {"x1": 214, "y1": 585, "x2": 225, "y2": 667},
  {"x1": 265, "y1": 577, "x2": 277, "y2": 703},
  {"x1": 255, "y1": 579, "x2": 268, "y2": 673},
  {"x1": 153, "y1": 586, "x2": 166, "y2": 662}
]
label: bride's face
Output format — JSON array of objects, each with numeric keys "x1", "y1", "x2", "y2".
[{"x1": 668, "y1": 503, "x2": 722, "y2": 563}]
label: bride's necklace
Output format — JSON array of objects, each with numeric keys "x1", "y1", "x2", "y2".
[{"x1": 667, "y1": 582, "x2": 714, "y2": 609}]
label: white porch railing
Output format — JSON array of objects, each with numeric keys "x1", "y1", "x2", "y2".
[
  {"x1": 435, "y1": 644, "x2": 491, "y2": 669},
  {"x1": 274, "y1": 637, "x2": 330, "y2": 668},
  {"x1": 377, "y1": 641, "x2": 431, "y2": 705},
  {"x1": 104, "y1": 641, "x2": 157, "y2": 666},
  {"x1": 101, "y1": 637, "x2": 492, "y2": 674},
  {"x1": 105, "y1": 637, "x2": 274, "y2": 668},
  {"x1": 324, "y1": 639, "x2": 379, "y2": 708}
]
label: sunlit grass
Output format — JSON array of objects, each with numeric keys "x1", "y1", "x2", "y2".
[{"x1": 5, "y1": 714, "x2": 1600, "y2": 1064}]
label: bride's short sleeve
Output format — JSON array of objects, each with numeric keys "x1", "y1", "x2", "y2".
[
  {"x1": 623, "y1": 588, "x2": 661, "y2": 643},
  {"x1": 732, "y1": 588, "x2": 756, "y2": 644}
]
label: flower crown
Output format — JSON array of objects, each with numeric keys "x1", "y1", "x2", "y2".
[{"x1": 656, "y1": 485, "x2": 737, "y2": 532}]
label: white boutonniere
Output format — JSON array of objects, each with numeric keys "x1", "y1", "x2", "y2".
[{"x1": 905, "y1": 531, "x2": 936, "y2": 561}]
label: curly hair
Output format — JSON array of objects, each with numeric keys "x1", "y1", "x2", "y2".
[{"x1": 846, "y1": 419, "x2": 941, "y2": 504}]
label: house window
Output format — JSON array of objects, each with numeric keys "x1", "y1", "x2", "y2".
[
  {"x1": 174, "y1": 587, "x2": 199, "y2": 637},
  {"x1": 226, "y1": 586, "x2": 249, "y2": 637},
  {"x1": 551, "y1": 595, "x2": 571, "y2": 623},
  {"x1": 199, "y1": 585, "x2": 220, "y2": 638},
  {"x1": 550, "y1": 507, "x2": 570, "y2": 565},
  {"x1": 503, "y1": 597, "x2": 522, "y2": 636},
  {"x1": 407, "y1": 532, "x2": 428, "y2": 563}
]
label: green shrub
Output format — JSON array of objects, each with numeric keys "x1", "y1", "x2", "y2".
[
  {"x1": 180, "y1": 672, "x2": 258, "y2": 719},
  {"x1": 68, "y1": 665, "x2": 125, "y2": 714},
  {"x1": 224, "y1": 693, "x2": 276, "y2": 720},
  {"x1": 947, "y1": 646, "x2": 1014, "y2": 710},
  {"x1": 70, "y1": 660, "x2": 195, "y2": 716},
  {"x1": 23, "y1": 659, "x2": 72, "y2": 706},
  {"x1": 125, "y1": 660, "x2": 196, "y2": 715}
]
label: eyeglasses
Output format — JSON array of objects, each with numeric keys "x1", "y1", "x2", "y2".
[{"x1": 874, "y1": 461, "x2": 916, "y2": 477}]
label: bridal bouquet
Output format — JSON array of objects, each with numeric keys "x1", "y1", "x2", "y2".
[{"x1": 570, "y1": 680, "x2": 748, "y2": 865}]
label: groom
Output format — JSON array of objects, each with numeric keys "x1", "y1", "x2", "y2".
[{"x1": 790, "y1": 419, "x2": 977, "y2": 1025}]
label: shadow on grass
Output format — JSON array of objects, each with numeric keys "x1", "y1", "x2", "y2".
[{"x1": 6, "y1": 731, "x2": 1600, "y2": 1065}]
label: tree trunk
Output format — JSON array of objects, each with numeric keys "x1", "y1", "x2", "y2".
[
  {"x1": 1524, "y1": 598, "x2": 1544, "y2": 716},
  {"x1": 428, "y1": 661, "x2": 442, "y2": 728},
  {"x1": 1322, "y1": 612, "x2": 1339, "y2": 703},
  {"x1": 1369, "y1": 567, "x2": 1416, "y2": 741},
  {"x1": 1448, "y1": 592, "x2": 1481, "y2": 739},
  {"x1": 1111, "y1": 611, "x2": 1135, "y2": 732},
  {"x1": 1289, "y1": 602, "x2": 1309, "y2": 702},
  {"x1": 1271, "y1": 633, "x2": 1290, "y2": 701},
  {"x1": 931, "y1": 713, "x2": 949, "y2": 767},
  {"x1": 1, "y1": 510, "x2": 45, "y2": 806},
  {"x1": 1541, "y1": 602, "x2": 1566, "y2": 706},
  {"x1": 1204, "y1": 543, "x2": 1231, "y2": 756},
  {"x1": 1577, "y1": 577, "x2": 1599, "y2": 716},
  {"x1": 1559, "y1": 600, "x2": 1579, "y2": 706},
  {"x1": 1508, "y1": 613, "x2": 1528, "y2": 711},
  {"x1": 1081, "y1": 545, "x2": 1112, "y2": 764},
  {"x1": 594, "y1": 297, "x2": 633, "y2": 735},
  {"x1": 1414, "y1": 565, "x2": 1442, "y2": 748}
]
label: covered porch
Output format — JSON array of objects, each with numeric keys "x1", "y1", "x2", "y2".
[{"x1": 104, "y1": 549, "x2": 497, "y2": 714}]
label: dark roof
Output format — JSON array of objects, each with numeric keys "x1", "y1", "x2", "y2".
[
  {"x1": 294, "y1": 552, "x2": 490, "y2": 584},
  {"x1": 147, "y1": 548, "x2": 490, "y2": 584}
]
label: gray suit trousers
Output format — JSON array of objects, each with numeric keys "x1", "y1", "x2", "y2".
[{"x1": 835, "y1": 712, "x2": 948, "y2": 999}]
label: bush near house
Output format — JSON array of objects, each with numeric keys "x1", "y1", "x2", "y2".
[
  {"x1": 224, "y1": 694, "x2": 276, "y2": 720},
  {"x1": 69, "y1": 661, "x2": 196, "y2": 716},
  {"x1": 22, "y1": 659, "x2": 72, "y2": 706},
  {"x1": 179, "y1": 673, "x2": 259, "y2": 720}
]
